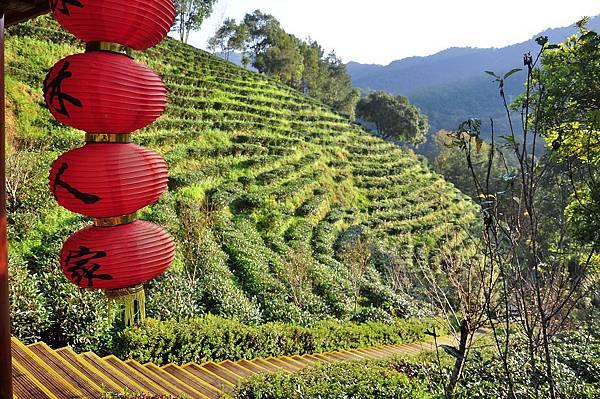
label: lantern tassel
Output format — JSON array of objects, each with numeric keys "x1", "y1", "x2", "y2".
[{"x1": 105, "y1": 285, "x2": 146, "y2": 326}]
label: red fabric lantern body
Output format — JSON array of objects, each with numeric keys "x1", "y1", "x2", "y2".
[
  {"x1": 43, "y1": 51, "x2": 167, "y2": 133},
  {"x1": 51, "y1": 0, "x2": 176, "y2": 51},
  {"x1": 49, "y1": 143, "x2": 168, "y2": 218},
  {"x1": 47, "y1": 0, "x2": 176, "y2": 324},
  {"x1": 60, "y1": 221, "x2": 176, "y2": 290}
]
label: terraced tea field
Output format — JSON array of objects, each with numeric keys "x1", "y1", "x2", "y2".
[{"x1": 6, "y1": 17, "x2": 478, "y2": 326}]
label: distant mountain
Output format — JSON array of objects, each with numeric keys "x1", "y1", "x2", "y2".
[{"x1": 347, "y1": 16, "x2": 600, "y2": 147}]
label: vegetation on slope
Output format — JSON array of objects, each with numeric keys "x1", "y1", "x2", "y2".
[
  {"x1": 229, "y1": 324, "x2": 600, "y2": 399},
  {"x1": 6, "y1": 17, "x2": 477, "y2": 352}
]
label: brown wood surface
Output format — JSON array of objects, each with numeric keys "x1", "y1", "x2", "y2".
[{"x1": 3, "y1": 1, "x2": 50, "y2": 27}]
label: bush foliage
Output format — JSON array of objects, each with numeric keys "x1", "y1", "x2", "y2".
[{"x1": 114, "y1": 315, "x2": 446, "y2": 365}]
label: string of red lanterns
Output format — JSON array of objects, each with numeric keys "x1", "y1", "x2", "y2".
[{"x1": 46, "y1": 0, "x2": 177, "y2": 325}]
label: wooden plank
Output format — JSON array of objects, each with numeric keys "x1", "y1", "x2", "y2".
[
  {"x1": 321, "y1": 352, "x2": 353, "y2": 362},
  {"x1": 280, "y1": 356, "x2": 306, "y2": 368},
  {"x1": 180, "y1": 363, "x2": 232, "y2": 389},
  {"x1": 11, "y1": 358, "x2": 55, "y2": 399},
  {"x1": 5, "y1": 2, "x2": 50, "y2": 27},
  {"x1": 310, "y1": 353, "x2": 333, "y2": 362},
  {"x1": 218, "y1": 360, "x2": 255, "y2": 379},
  {"x1": 163, "y1": 364, "x2": 225, "y2": 398},
  {"x1": 248, "y1": 358, "x2": 281, "y2": 373},
  {"x1": 338, "y1": 350, "x2": 367, "y2": 360},
  {"x1": 144, "y1": 363, "x2": 210, "y2": 399},
  {"x1": 103, "y1": 355, "x2": 170, "y2": 396},
  {"x1": 373, "y1": 346, "x2": 401, "y2": 356},
  {"x1": 80, "y1": 352, "x2": 148, "y2": 394},
  {"x1": 263, "y1": 357, "x2": 302, "y2": 372},
  {"x1": 301, "y1": 354, "x2": 322, "y2": 363},
  {"x1": 236, "y1": 359, "x2": 271, "y2": 373},
  {"x1": 353, "y1": 348, "x2": 387, "y2": 358},
  {"x1": 28, "y1": 343, "x2": 103, "y2": 397},
  {"x1": 10, "y1": 338, "x2": 84, "y2": 399},
  {"x1": 290, "y1": 355, "x2": 315, "y2": 366},
  {"x1": 54, "y1": 348, "x2": 123, "y2": 394},
  {"x1": 195, "y1": 362, "x2": 241, "y2": 385},
  {"x1": 125, "y1": 360, "x2": 183, "y2": 397}
]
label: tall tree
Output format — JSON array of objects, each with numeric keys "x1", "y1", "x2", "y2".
[
  {"x1": 321, "y1": 51, "x2": 361, "y2": 118},
  {"x1": 209, "y1": 10, "x2": 359, "y2": 117},
  {"x1": 207, "y1": 18, "x2": 247, "y2": 61},
  {"x1": 534, "y1": 21, "x2": 600, "y2": 247},
  {"x1": 356, "y1": 91, "x2": 429, "y2": 145},
  {"x1": 431, "y1": 130, "x2": 508, "y2": 199},
  {"x1": 254, "y1": 30, "x2": 304, "y2": 87},
  {"x1": 173, "y1": 0, "x2": 217, "y2": 43}
]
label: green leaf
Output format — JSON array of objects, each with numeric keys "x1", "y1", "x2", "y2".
[
  {"x1": 441, "y1": 344, "x2": 461, "y2": 358},
  {"x1": 535, "y1": 36, "x2": 549, "y2": 46},
  {"x1": 580, "y1": 31, "x2": 597, "y2": 41},
  {"x1": 485, "y1": 70, "x2": 500, "y2": 79},
  {"x1": 503, "y1": 68, "x2": 522, "y2": 79}
]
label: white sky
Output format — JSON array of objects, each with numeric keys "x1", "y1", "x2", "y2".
[{"x1": 183, "y1": 0, "x2": 600, "y2": 65}]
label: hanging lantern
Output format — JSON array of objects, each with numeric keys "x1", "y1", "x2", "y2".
[
  {"x1": 49, "y1": 141, "x2": 168, "y2": 218},
  {"x1": 50, "y1": 0, "x2": 176, "y2": 51},
  {"x1": 60, "y1": 220, "x2": 176, "y2": 324},
  {"x1": 47, "y1": 0, "x2": 177, "y2": 326},
  {"x1": 43, "y1": 51, "x2": 167, "y2": 133}
]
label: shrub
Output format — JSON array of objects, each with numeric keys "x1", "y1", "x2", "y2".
[
  {"x1": 228, "y1": 358, "x2": 440, "y2": 399},
  {"x1": 8, "y1": 253, "x2": 50, "y2": 343},
  {"x1": 114, "y1": 315, "x2": 447, "y2": 365},
  {"x1": 351, "y1": 306, "x2": 395, "y2": 324},
  {"x1": 39, "y1": 268, "x2": 120, "y2": 353},
  {"x1": 145, "y1": 270, "x2": 205, "y2": 321}
]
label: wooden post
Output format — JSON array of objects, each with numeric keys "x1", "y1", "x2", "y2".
[{"x1": 0, "y1": 11, "x2": 13, "y2": 399}]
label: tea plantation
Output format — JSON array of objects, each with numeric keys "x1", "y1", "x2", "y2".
[{"x1": 5, "y1": 17, "x2": 478, "y2": 350}]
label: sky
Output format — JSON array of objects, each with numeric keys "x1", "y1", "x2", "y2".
[{"x1": 182, "y1": 0, "x2": 600, "y2": 65}]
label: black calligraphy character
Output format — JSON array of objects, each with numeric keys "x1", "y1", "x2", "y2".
[
  {"x1": 43, "y1": 61, "x2": 83, "y2": 118},
  {"x1": 64, "y1": 246, "x2": 113, "y2": 287},
  {"x1": 53, "y1": 162, "x2": 102, "y2": 204},
  {"x1": 50, "y1": 0, "x2": 84, "y2": 16}
]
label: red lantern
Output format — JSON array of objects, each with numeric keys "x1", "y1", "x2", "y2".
[
  {"x1": 43, "y1": 51, "x2": 167, "y2": 133},
  {"x1": 51, "y1": 0, "x2": 176, "y2": 51},
  {"x1": 60, "y1": 220, "x2": 175, "y2": 290},
  {"x1": 49, "y1": 143, "x2": 168, "y2": 218}
]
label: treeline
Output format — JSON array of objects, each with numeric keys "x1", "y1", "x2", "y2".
[{"x1": 209, "y1": 10, "x2": 359, "y2": 117}]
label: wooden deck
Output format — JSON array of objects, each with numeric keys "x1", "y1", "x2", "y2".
[{"x1": 10, "y1": 334, "x2": 462, "y2": 398}]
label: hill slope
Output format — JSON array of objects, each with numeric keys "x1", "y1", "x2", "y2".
[
  {"x1": 5, "y1": 17, "x2": 477, "y2": 347},
  {"x1": 347, "y1": 15, "x2": 600, "y2": 139}
]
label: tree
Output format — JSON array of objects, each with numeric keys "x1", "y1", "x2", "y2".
[
  {"x1": 173, "y1": 0, "x2": 216, "y2": 43},
  {"x1": 416, "y1": 239, "x2": 490, "y2": 399},
  {"x1": 282, "y1": 242, "x2": 313, "y2": 310},
  {"x1": 533, "y1": 21, "x2": 600, "y2": 249},
  {"x1": 431, "y1": 130, "x2": 508, "y2": 199},
  {"x1": 356, "y1": 91, "x2": 429, "y2": 145},
  {"x1": 339, "y1": 233, "x2": 372, "y2": 313},
  {"x1": 321, "y1": 51, "x2": 361, "y2": 118},
  {"x1": 208, "y1": 11, "x2": 359, "y2": 117},
  {"x1": 207, "y1": 18, "x2": 247, "y2": 61},
  {"x1": 446, "y1": 25, "x2": 600, "y2": 396},
  {"x1": 254, "y1": 30, "x2": 304, "y2": 87}
]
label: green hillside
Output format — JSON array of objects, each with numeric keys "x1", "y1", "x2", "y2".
[{"x1": 6, "y1": 17, "x2": 478, "y2": 348}]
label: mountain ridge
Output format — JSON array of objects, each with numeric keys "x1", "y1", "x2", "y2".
[{"x1": 346, "y1": 15, "x2": 600, "y2": 140}]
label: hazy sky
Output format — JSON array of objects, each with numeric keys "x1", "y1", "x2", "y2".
[{"x1": 184, "y1": 0, "x2": 600, "y2": 65}]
